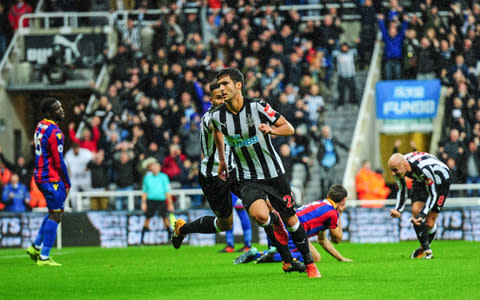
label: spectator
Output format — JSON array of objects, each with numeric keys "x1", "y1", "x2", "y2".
[
  {"x1": 416, "y1": 36, "x2": 439, "y2": 80},
  {"x1": 112, "y1": 150, "x2": 136, "y2": 210},
  {"x1": 0, "y1": 160, "x2": 12, "y2": 210},
  {"x1": 289, "y1": 124, "x2": 312, "y2": 182},
  {"x1": 315, "y1": 14, "x2": 343, "y2": 55},
  {"x1": 69, "y1": 117, "x2": 101, "y2": 153},
  {"x1": 162, "y1": 144, "x2": 186, "y2": 183},
  {"x1": 0, "y1": 145, "x2": 34, "y2": 190},
  {"x1": 279, "y1": 143, "x2": 296, "y2": 184},
  {"x1": 7, "y1": 0, "x2": 32, "y2": 31},
  {"x1": 116, "y1": 16, "x2": 143, "y2": 52},
  {"x1": 353, "y1": 0, "x2": 377, "y2": 69},
  {"x1": 403, "y1": 28, "x2": 420, "y2": 79},
  {"x1": 64, "y1": 143, "x2": 93, "y2": 193},
  {"x1": 178, "y1": 114, "x2": 202, "y2": 162},
  {"x1": 355, "y1": 160, "x2": 390, "y2": 207},
  {"x1": 2, "y1": 173, "x2": 30, "y2": 212},
  {"x1": 303, "y1": 84, "x2": 324, "y2": 126},
  {"x1": 333, "y1": 42, "x2": 357, "y2": 109},
  {"x1": 86, "y1": 149, "x2": 111, "y2": 210},
  {"x1": 438, "y1": 128, "x2": 466, "y2": 163},
  {"x1": 378, "y1": 13, "x2": 409, "y2": 80},
  {"x1": 463, "y1": 139, "x2": 480, "y2": 196},
  {"x1": 313, "y1": 125, "x2": 349, "y2": 198}
]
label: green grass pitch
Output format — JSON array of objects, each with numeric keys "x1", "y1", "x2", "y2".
[{"x1": 1, "y1": 241, "x2": 479, "y2": 299}]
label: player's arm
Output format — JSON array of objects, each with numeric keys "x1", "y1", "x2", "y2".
[
  {"x1": 308, "y1": 240, "x2": 321, "y2": 262},
  {"x1": 213, "y1": 126, "x2": 228, "y2": 180},
  {"x1": 50, "y1": 130, "x2": 71, "y2": 189},
  {"x1": 317, "y1": 230, "x2": 353, "y2": 262},
  {"x1": 259, "y1": 115, "x2": 295, "y2": 137},
  {"x1": 390, "y1": 176, "x2": 406, "y2": 218}
]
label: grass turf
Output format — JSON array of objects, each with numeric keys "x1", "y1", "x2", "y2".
[{"x1": 0, "y1": 240, "x2": 479, "y2": 299}]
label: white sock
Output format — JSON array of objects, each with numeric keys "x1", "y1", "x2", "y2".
[
  {"x1": 287, "y1": 220, "x2": 300, "y2": 232},
  {"x1": 261, "y1": 216, "x2": 271, "y2": 227},
  {"x1": 213, "y1": 217, "x2": 222, "y2": 233},
  {"x1": 428, "y1": 223, "x2": 437, "y2": 234},
  {"x1": 40, "y1": 255, "x2": 49, "y2": 260}
]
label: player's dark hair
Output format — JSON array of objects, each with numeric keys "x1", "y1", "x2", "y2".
[
  {"x1": 210, "y1": 82, "x2": 220, "y2": 95},
  {"x1": 327, "y1": 184, "x2": 348, "y2": 203},
  {"x1": 216, "y1": 68, "x2": 244, "y2": 88},
  {"x1": 40, "y1": 97, "x2": 59, "y2": 115}
]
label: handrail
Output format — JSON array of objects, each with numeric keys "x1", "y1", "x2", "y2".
[
  {"x1": 0, "y1": 33, "x2": 20, "y2": 86},
  {"x1": 68, "y1": 185, "x2": 303, "y2": 212},
  {"x1": 342, "y1": 35, "x2": 383, "y2": 199},
  {"x1": 18, "y1": 12, "x2": 114, "y2": 31}
]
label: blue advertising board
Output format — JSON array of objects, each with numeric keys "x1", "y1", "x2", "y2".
[{"x1": 376, "y1": 80, "x2": 441, "y2": 119}]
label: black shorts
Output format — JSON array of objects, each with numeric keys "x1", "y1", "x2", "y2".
[
  {"x1": 240, "y1": 174, "x2": 296, "y2": 218},
  {"x1": 411, "y1": 180, "x2": 451, "y2": 213},
  {"x1": 145, "y1": 200, "x2": 168, "y2": 218},
  {"x1": 198, "y1": 172, "x2": 241, "y2": 218}
]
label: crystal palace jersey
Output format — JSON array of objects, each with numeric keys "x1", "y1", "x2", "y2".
[
  {"x1": 209, "y1": 98, "x2": 285, "y2": 181},
  {"x1": 199, "y1": 107, "x2": 235, "y2": 177},
  {"x1": 296, "y1": 199, "x2": 339, "y2": 238},
  {"x1": 33, "y1": 119, "x2": 71, "y2": 188},
  {"x1": 393, "y1": 151, "x2": 451, "y2": 213}
]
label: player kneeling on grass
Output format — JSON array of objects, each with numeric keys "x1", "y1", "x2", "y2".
[
  {"x1": 235, "y1": 184, "x2": 352, "y2": 265},
  {"x1": 388, "y1": 152, "x2": 452, "y2": 259}
]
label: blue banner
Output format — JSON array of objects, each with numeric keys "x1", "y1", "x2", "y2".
[{"x1": 376, "y1": 80, "x2": 441, "y2": 119}]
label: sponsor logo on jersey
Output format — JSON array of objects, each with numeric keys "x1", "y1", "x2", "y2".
[{"x1": 264, "y1": 104, "x2": 276, "y2": 118}]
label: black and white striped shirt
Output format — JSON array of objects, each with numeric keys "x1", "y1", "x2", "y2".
[
  {"x1": 199, "y1": 108, "x2": 234, "y2": 177},
  {"x1": 210, "y1": 98, "x2": 285, "y2": 181},
  {"x1": 394, "y1": 152, "x2": 451, "y2": 216}
]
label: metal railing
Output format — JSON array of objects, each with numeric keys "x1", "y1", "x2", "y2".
[
  {"x1": 66, "y1": 185, "x2": 303, "y2": 212},
  {"x1": 18, "y1": 12, "x2": 114, "y2": 31},
  {"x1": 348, "y1": 183, "x2": 480, "y2": 207}
]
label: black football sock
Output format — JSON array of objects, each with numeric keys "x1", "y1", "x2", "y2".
[
  {"x1": 289, "y1": 222, "x2": 314, "y2": 265},
  {"x1": 269, "y1": 211, "x2": 280, "y2": 225},
  {"x1": 413, "y1": 223, "x2": 430, "y2": 250},
  {"x1": 181, "y1": 216, "x2": 217, "y2": 234},
  {"x1": 262, "y1": 223, "x2": 293, "y2": 263}
]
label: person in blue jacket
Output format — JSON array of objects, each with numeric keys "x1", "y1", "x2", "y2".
[
  {"x1": 2, "y1": 173, "x2": 30, "y2": 212},
  {"x1": 377, "y1": 13, "x2": 409, "y2": 80}
]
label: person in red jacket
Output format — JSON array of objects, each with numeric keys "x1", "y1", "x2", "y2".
[
  {"x1": 162, "y1": 144, "x2": 186, "y2": 183},
  {"x1": 8, "y1": 0, "x2": 32, "y2": 30},
  {"x1": 68, "y1": 117, "x2": 101, "y2": 153}
]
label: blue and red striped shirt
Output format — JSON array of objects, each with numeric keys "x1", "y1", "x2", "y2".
[
  {"x1": 33, "y1": 119, "x2": 71, "y2": 188},
  {"x1": 296, "y1": 199, "x2": 339, "y2": 238}
]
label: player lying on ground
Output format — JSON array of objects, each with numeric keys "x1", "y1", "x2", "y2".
[{"x1": 235, "y1": 184, "x2": 352, "y2": 264}]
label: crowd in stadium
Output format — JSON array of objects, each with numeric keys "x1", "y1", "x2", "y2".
[{"x1": 1, "y1": 0, "x2": 480, "y2": 212}]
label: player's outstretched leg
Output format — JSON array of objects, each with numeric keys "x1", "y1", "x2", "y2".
[{"x1": 171, "y1": 219, "x2": 186, "y2": 249}]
